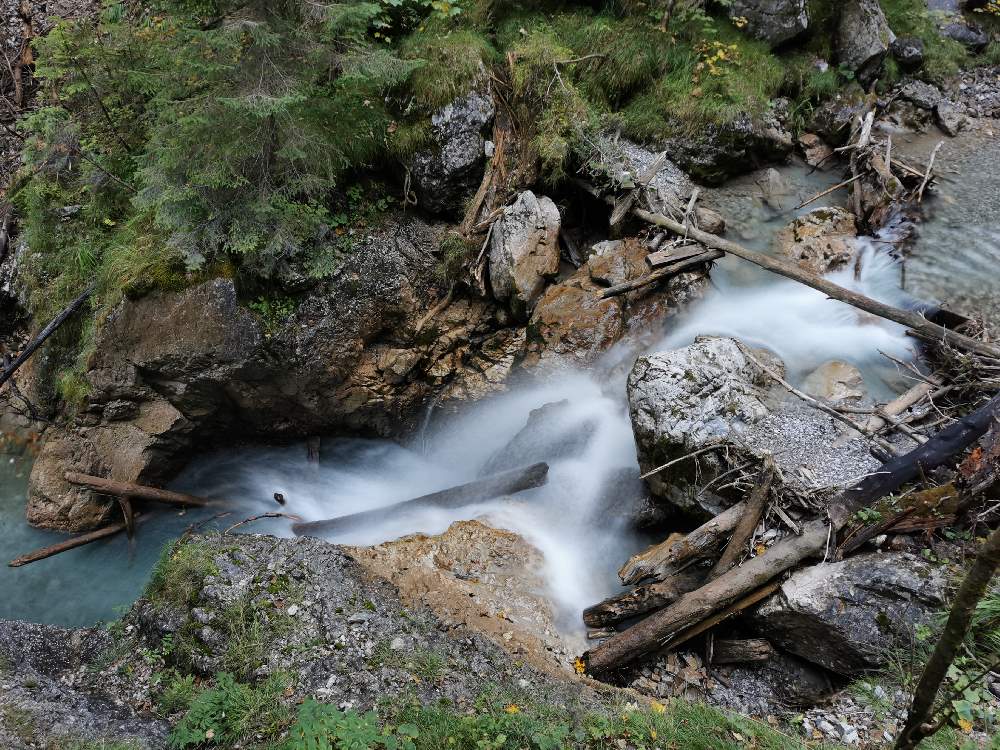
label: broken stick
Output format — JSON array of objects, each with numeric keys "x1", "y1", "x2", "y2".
[
  {"x1": 292, "y1": 462, "x2": 549, "y2": 537},
  {"x1": 600, "y1": 249, "x2": 723, "y2": 299},
  {"x1": 9, "y1": 514, "x2": 149, "y2": 567},
  {"x1": 706, "y1": 457, "x2": 774, "y2": 581}
]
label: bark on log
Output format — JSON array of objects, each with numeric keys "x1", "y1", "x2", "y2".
[
  {"x1": 707, "y1": 459, "x2": 773, "y2": 581},
  {"x1": 292, "y1": 462, "x2": 549, "y2": 537},
  {"x1": 711, "y1": 638, "x2": 775, "y2": 665},
  {"x1": 9, "y1": 515, "x2": 148, "y2": 567},
  {"x1": 585, "y1": 393, "x2": 1000, "y2": 675},
  {"x1": 619, "y1": 502, "x2": 747, "y2": 585},
  {"x1": 577, "y1": 179, "x2": 1000, "y2": 359},
  {"x1": 0, "y1": 286, "x2": 94, "y2": 389},
  {"x1": 64, "y1": 472, "x2": 210, "y2": 507},
  {"x1": 646, "y1": 246, "x2": 708, "y2": 268},
  {"x1": 582, "y1": 570, "x2": 704, "y2": 628}
]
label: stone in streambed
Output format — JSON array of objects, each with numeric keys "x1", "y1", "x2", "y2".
[
  {"x1": 751, "y1": 552, "x2": 947, "y2": 675},
  {"x1": 728, "y1": 0, "x2": 809, "y2": 48},
  {"x1": 797, "y1": 133, "x2": 834, "y2": 169},
  {"x1": 935, "y1": 102, "x2": 971, "y2": 136},
  {"x1": 775, "y1": 207, "x2": 859, "y2": 274},
  {"x1": 489, "y1": 191, "x2": 561, "y2": 321},
  {"x1": 802, "y1": 360, "x2": 866, "y2": 403}
]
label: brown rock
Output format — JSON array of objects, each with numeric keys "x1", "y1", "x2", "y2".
[
  {"x1": 797, "y1": 133, "x2": 834, "y2": 169},
  {"x1": 775, "y1": 207, "x2": 859, "y2": 274},
  {"x1": 802, "y1": 360, "x2": 866, "y2": 403},
  {"x1": 587, "y1": 239, "x2": 647, "y2": 287}
]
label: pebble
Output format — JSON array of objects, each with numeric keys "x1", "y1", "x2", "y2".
[
  {"x1": 390, "y1": 637, "x2": 406, "y2": 651},
  {"x1": 347, "y1": 612, "x2": 372, "y2": 624},
  {"x1": 287, "y1": 605, "x2": 299, "y2": 616}
]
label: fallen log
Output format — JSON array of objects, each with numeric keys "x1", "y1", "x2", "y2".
[
  {"x1": 619, "y1": 502, "x2": 746, "y2": 585},
  {"x1": 9, "y1": 514, "x2": 149, "y2": 567},
  {"x1": 646, "y1": 245, "x2": 708, "y2": 268},
  {"x1": 583, "y1": 570, "x2": 704, "y2": 628},
  {"x1": 707, "y1": 458, "x2": 773, "y2": 581},
  {"x1": 576, "y1": 179, "x2": 1000, "y2": 360},
  {"x1": 64, "y1": 472, "x2": 210, "y2": 507},
  {"x1": 292, "y1": 462, "x2": 549, "y2": 537},
  {"x1": 710, "y1": 638, "x2": 775, "y2": 665},
  {"x1": 585, "y1": 393, "x2": 1000, "y2": 675},
  {"x1": 0, "y1": 286, "x2": 94, "y2": 389},
  {"x1": 864, "y1": 375, "x2": 944, "y2": 434}
]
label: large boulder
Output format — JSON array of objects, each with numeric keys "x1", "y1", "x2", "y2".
[
  {"x1": 810, "y1": 85, "x2": 869, "y2": 146},
  {"x1": 752, "y1": 553, "x2": 948, "y2": 675},
  {"x1": 728, "y1": 0, "x2": 809, "y2": 48},
  {"x1": 489, "y1": 191, "x2": 561, "y2": 320},
  {"x1": 412, "y1": 90, "x2": 495, "y2": 216},
  {"x1": 627, "y1": 337, "x2": 882, "y2": 518},
  {"x1": 941, "y1": 21, "x2": 989, "y2": 52},
  {"x1": 891, "y1": 36, "x2": 925, "y2": 71},
  {"x1": 837, "y1": 0, "x2": 895, "y2": 87},
  {"x1": 775, "y1": 207, "x2": 859, "y2": 274}
]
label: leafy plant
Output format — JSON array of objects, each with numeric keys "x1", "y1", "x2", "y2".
[{"x1": 284, "y1": 700, "x2": 419, "y2": 750}]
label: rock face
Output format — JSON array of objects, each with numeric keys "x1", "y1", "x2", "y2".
[
  {"x1": 627, "y1": 337, "x2": 771, "y2": 516},
  {"x1": 728, "y1": 0, "x2": 808, "y2": 48},
  {"x1": 26, "y1": 215, "x2": 523, "y2": 531},
  {"x1": 891, "y1": 36, "x2": 924, "y2": 71},
  {"x1": 837, "y1": 0, "x2": 895, "y2": 86},
  {"x1": 666, "y1": 111, "x2": 794, "y2": 185},
  {"x1": 412, "y1": 90, "x2": 495, "y2": 216},
  {"x1": 752, "y1": 553, "x2": 948, "y2": 675},
  {"x1": 775, "y1": 207, "x2": 859, "y2": 274},
  {"x1": 489, "y1": 191, "x2": 561, "y2": 320},
  {"x1": 627, "y1": 337, "x2": 882, "y2": 518}
]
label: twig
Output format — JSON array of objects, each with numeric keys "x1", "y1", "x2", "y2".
[
  {"x1": 916, "y1": 141, "x2": 943, "y2": 204},
  {"x1": 224, "y1": 512, "x2": 302, "y2": 534},
  {"x1": 640, "y1": 444, "x2": 726, "y2": 480},
  {"x1": 794, "y1": 174, "x2": 862, "y2": 210}
]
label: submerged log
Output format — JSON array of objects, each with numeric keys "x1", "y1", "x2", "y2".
[
  {"x1": 292, "y1": 462, "x2": 549, "y2": 537},
  {"x1": 585, "y1": 393, "x2": 1000, "y2": 675},
  {"x1": 64, "y1": 472, "x2": 211, "y2": 507},
  {"x1": 711, "y1": 638, "x2": 775, "y2": 665},
  {"x1": 9, "y1": 514, "x2": 149, "y2": 567},
  {"x1": 583, "y1": 570, "x2": 704, "y2": 628},
  {"x1": 619, "y1": 502, "x2": 747, "y2": 585}
]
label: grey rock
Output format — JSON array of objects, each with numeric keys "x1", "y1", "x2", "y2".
[
  {"x1": 714, "y1": 652, "x2": 835, "y2": 711},
  {"x1": 348, "y1": 612, "x2": 373, "y2": 624},
  {"x1": 837, "y1": 0, "x2": 896, "y2": 86},
  {"x1": 412, "y1": 90, "x2": 495, "y2": 216},
  {"x1": 810, "y1": 85, "x2": 868, "y2": 146},
  {"x1": 891, "y1": 36, "x2": 925, "y2": 71},
  {"x1": 900, "y1": 79, "x2": 945, "y2": 110},
  {"x1": 752, "y1": 552, "x2": 947, "y2": 675},
  {"x1": 480, "y1": 399, "x2": 598, "y2": 476},
  {"x1": 941, "y1": 21, "x2": 989, "y2": 52},
  {"x1": 935, "y1": 101, "x2": 971, "y2": 136},
  {"x1": 488, "y1": 191, "x2": 561, "y2": 320},
  {"x1": 728, "y1": 0, "x2": 809, "y2": 47},
  {"x1": 0, "y1": 238, "x2": 29, "y2": 314}
]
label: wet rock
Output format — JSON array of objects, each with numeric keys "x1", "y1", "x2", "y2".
[
  {"x1": 522, "y1": 268, "x2": 624, "y2": 369},
  {"x1": 665, "y1": 111, "x2": 794, "y2": 186},
  {"x1": 489, "y1": 191, "x2": 561, "y2": 320},
  {"x1": 891, "y1": 36, "x2": 924, "y2": 71},
  {"x1": 899, "y1": 79, "x2": 944, "y2": 111},
  {"x1": 751, "y1": 552, "x2": 948, "y2": 675},
  {"x1": 802, "y1": 360, "x2": 866, "y2": 403},
  {"x1": 934, "y1": 101, "x2": 971, "y2": 136},
  {"x1": 587, "y1": 239, "x2": 647, "y2": 287},
  {"x1": 627, "y1": 337, "x2": 771, "y2": 517},
  {"x1": 0, "y1": 238, "x2": 29, "y2": 314},
  {"x1": 941, "y1": 21, "x2": 989, "y2": 52},
  {"x1": 810, "y1": 85, "x2": 869, "y2": 146},
  {"x1": 775, "y1": 207, "x2": 859, "y2": 274},
  {"x1": 480, "y1": 399, "x2": 598, "y2": 476},
  {"x1": 412, "y1": 90, "x2": 495, "y2": 216},
  {"x1": 592, "y1": 466, "x2": 672, "y2": 531},
  {"x1": 759, "y1": 167, "x2": 790, "y2": 210},
  {"x1": 797, "y1": 133, "x2": 834, "y2": 169},
  {"x1": 836, "y1": 0, "x2": 895, "y2": 86},
  {"x1": 728, "y1": 0, "x2": 809, "y2": 48}
]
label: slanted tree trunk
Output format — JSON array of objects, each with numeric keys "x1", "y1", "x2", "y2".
[{"x1": 894, "y1": 524, "x2": 1000, "y2": 750}]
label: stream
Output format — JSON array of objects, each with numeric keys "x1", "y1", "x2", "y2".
[{"x1": 2, "y1": 145, "x2": 998, "y2": 631}]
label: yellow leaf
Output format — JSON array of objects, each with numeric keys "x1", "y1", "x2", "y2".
[
  {"x1": 573, "y1": 657, "x2": 586, "y2": 674},
  {"x1": 505, "y1": 704, "x2": 520, "y2": 714},
  {"x1": 958, "y1": 718, "x2": 973, "y2": 733},
  {"x1": 651, "y1": 700, "x2": 666, "y2": 714},
  {"x1": 755, "y1": 544, "x2": 767, "y2": 555}
]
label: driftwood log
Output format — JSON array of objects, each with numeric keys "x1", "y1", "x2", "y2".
[
  {"x1": 576, "y1": 179, "x2": 1000, "y2": 360},
  {"x1": 583, "y1": 570, "x2": 704, "y2": 628},
  {"x1": 707, "y1": 458, "x2": 774, "y2": 581},
  {"x1": 64, "y1": 472, "x2": 211, "y2": 507},
  {"x1": 584, "y1": 393, "x2": 1000, "y2": 675},
  {"x1": 9, "y1": 514, "x2": 149, "y2": 567},
  {"x1": 618, "y1": 501, "x2": 747, "y2": 585},
  {"x1": 292, "y1": 462, "x2": 549, "y2": 537}
]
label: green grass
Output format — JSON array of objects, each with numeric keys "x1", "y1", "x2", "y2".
[
  {"x1": 370, "y1": 641, "x2": 448, "y2": 682},
  {"x1": 400, "y1": 27, "x2": 498, "y2": 112},
  {"x1": 146, "y1": 540, "x2": 219, "y2": 612},
  {"x1": 880, "y1": 0, "x2": 970, "y2": 84}
]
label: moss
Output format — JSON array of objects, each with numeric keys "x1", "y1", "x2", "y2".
[
  {"x1": 401, "y1": 27, "x2": 498, "y2": 112},
  {"x1": 435, "y1": 232, "x2": 478, "y2": 284},
  {"x1": 146, "y1": 540, "x2": 219, "y2": 611},
  {"x1": 880, "y1": 0, "x2": 970, "y2": 84}
]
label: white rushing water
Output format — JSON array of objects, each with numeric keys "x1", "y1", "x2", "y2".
[{"x1": 176, "y1": 233, "x2": 921, "y2": 635}]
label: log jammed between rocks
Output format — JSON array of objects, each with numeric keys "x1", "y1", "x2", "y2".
[
  {"x1": 576, "y1": 179, "x2": 1000, "y2": 360},
  {"x1": 584, "y1": 393, "x2": 1000, "y2": 675},
  {"x1": 707, "y1": 459, "x2": 773, "y2": 581},
  {"x1": 618, "y1": 501, "x2": 747, "y2": 585},
  {"x1": 583, "y1": 570, "x2": 704, "y2": 628},
  {"x1": 64, "y1": 473, "x2": 211, "y2": 507},
  {"x1": 292, "y1": 462, "x2": 549, "y2": 537},
  {"x1": 710, "y1": 638, "x2": 775, "y2": 665}
]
